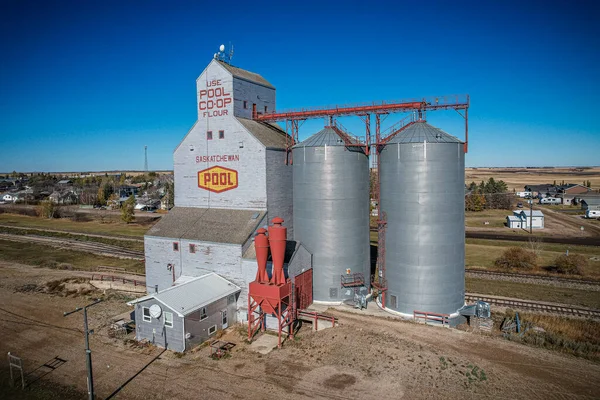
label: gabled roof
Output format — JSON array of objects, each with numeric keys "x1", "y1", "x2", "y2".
[
  {"x1": 516, "y1": 210, "x2": 544, "y2": 217},
  {"x1": 217, "y1": 60, "x2": 275, "y2": 89},
  {"x1": 146, "y1": 207, "x2": 265, "y2": 244},
  {"x1": 127, "y1": 273, "x2": 240, "y2": 317},
  {"x1": 582, "y1": 198, "x2": 600, "y2": 205},
  {"x1": 387, "y1": 121, "x2": 462, "y2": 144},
  {"x1": 236, "y1": 118, "x2": 289, "y2": 149}
]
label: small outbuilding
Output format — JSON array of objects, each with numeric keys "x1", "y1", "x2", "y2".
[
  {"x1": 506, "y1": 210, "x2": 544, "y2": 229},
  {"x1": 128, "y1": 273, "x2": 241, "y2": 352}
]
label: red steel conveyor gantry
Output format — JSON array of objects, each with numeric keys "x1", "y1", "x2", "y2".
[{"x1": 253, "y1": 94, "x2": 470, "y2": 154}]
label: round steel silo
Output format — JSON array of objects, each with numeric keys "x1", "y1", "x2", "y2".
[
  {"x1": 293, "y1": 127, "x2": 370, "y2": 303},
  {"x1": 379, "y1": 121, "x2": 465, "y2": 316}
]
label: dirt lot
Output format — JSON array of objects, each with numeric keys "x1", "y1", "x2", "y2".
[
  {"x1": 466, "y1": 167, "x2": 600, "y2": 192},
  {"x1": 1, "y1": 264, "x2": 599, "y2": 399}
]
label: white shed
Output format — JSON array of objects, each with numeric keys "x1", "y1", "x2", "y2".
[{"x1": 507, "y1": 210, "x2": 544, "y2": 229}]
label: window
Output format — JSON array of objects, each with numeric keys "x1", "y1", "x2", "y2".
[
  {"x1": 264, "y1": 105, "x2": 268, "y2": 113},
  {"x1": 142, "y1": 307, "x2": 151, "y2": 322},
  {"x1": 172, "y1": 242, "x2": 179, "y2": 251},
  {"x1": 207, "y1": 131, "x2": 213, "y2": 140},
  {"x1": 208, "y1": 325, "x2": 217, "y2": 335},
  {"x1": 218, "y1": 130, "x2": 224, "y2": 139},
  {"x1": 227, "y1": 294, "x2": 235, "y2": 305},
  {"x1": 189, "y1": 244, "x2": 196, "y2": 254},
  {"x1": 243, "y1": 100, "x2": 247, "y2": 109},
  {"x1": 200, "y1": 307, "x2": 207, "y2": 321},
  {"x1": 222, "y1": 310, "x2": 227, "y2": 326},
  {"x1": 164, "y1": 312, "x2": 173, "y2": 328}
]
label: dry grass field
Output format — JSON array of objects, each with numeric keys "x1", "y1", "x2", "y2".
[{"x1": 466, "y1": 167, "x2": 600, "y2": 192}]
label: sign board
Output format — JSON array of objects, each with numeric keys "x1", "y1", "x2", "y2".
[{"x1": 198, "y1": 166, "x2": 238, "y2": 193}]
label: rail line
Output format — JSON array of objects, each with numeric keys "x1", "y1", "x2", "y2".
[
  {"x1": 0, "y1": 233, "x2": 144, "y2": 260},
  {"x1": 465, "y1": 269, "x2": 600, "y2": 286},
  {"x1": 465, "y1": 294, "x2": 600, "y2": 319}
]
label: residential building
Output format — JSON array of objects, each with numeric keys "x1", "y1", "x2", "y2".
[{"x1": 127, "y1": 273, "x2": 240, "y2": 352}]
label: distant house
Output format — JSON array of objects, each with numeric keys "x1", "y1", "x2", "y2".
[
  {"x1": 506, "y1": 209, "x2": 544, "y2": 229},
  {"x1": 57, "y1": 179, "x2": 73, "y2": 185},
  {"x1": 127, "y1": 273, "x2": 240, "y2": 352},
  {"x1": 581, "y1": 198, "x2": 600, "y2": 212},
  {"x1": 48, "y1": 190, "x2": 78, "y2": 205},
  {"x1": 559, "y1": 184, "x2": 591, "y2": 195},
  {"x1": 117, "y1": 185, "x2": 139, "y2": 199}
]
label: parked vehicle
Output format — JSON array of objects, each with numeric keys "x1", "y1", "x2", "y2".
[
  {"x1": 586, "y1": 210, "x2": 600, "y2": 219},
  {"x1": 539, "y1": 197, "x2": 561, "y2": 205},
  {"x1": 517, "y1": 202, "x2": 523, "y2": 208},
  {"x1": 516, "y1": 191, "x2": 532, "y2": 198}
]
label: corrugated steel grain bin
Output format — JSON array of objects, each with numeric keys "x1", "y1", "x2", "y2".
[
  {"x1": 292, "y1": 127, "x2": 370, "y2": 303},
  {"x1": 379, "y1": 122, "x2": 465, "y2": 315}
]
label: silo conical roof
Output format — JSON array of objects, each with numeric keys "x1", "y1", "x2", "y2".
[
  {"x1": 387, "y1": 121, "x2": 462, "y2": 144},
  {"x1": 294, "y1": 127, "x2": 352, "y2": 148}
]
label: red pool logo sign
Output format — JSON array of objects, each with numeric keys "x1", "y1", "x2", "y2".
[{"x1": 198, "y1": 166, "x2": 238, "y2": 193}]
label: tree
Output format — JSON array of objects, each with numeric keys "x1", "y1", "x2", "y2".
[
  {"x1": 468, "y1": 181, "x2": 478, "y2": 191},
  {"x1": 164, "y1": 182, "x2": 174, "y2": 210},
  {"x1": 465, "y1": 193, "x2": 486, "y2": 211},
  {"x1": 38, "y1": 200, "x2": 58, "y2": 219},
  {"x1": 121, "y1": 195, "x2": 136, "y2": 223},
  {"x1": 97, "y1": 186, "x2": 106, "y2": 206}
]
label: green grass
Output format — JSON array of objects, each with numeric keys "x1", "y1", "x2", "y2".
[
  {"x1": 0, "y1": 239, "x2": 144, "y2": 274},
  {"x1": 465, "y1": 239, "x2": 600, "y2": 279},
  {"x1": 0, "y1": 214, "x2": 149, "y2": 238},
  {"x1": 465, "y1": 209, "x2": 509, "y2": 228},
  {"x1": 0, "y1": 226, "x2": 144, "y2": 251},
  {"x1": 467, "y1": 278, "x2": 600, "y2": 309}
]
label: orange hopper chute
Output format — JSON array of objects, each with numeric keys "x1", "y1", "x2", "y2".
[
  {"x1": 254, "y1": 228, "x2": 270, "y2": 283},
  {"x1": 268, "y1": 217, "x2": 287, "y2": 285}
]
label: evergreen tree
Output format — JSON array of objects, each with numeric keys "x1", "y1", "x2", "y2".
[{"x1": 121, "y1": 195, "x2": 136, "y2": 223}]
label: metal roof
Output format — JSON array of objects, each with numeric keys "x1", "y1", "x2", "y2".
[
  {"x1": 516, "y1": 210, "x2": 544, "y2": 217},
  {"x1": 507, "y1": 215, "x2": 521, "y2": 222},
  {"x1": 236, "y1": 118, "x2": 289, "y2": 149},
  {"x1": 217, "y1": 61, "x2": 275, "y2": 89},
  {"x1": 128, "y1": 273, "x2": 240, "y2": 317},
  {"x1": 582, "y1": 198, "x2": 600, "y2": 205},
  {"x1": 387, "y1": 121, "x2": 462, "y2": 144},
  {"x1": 294, "y1": 127, "x2": 349, "y2": 148},
  {"x1": 146, "y1": 207, "x2": 265, "y2": 244}
]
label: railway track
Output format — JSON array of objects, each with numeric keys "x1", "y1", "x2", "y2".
[
  {"x1": 465, "y1": 294, "x2": 600, "y2": 319},
  {"x1": 465, "y1": 269, "x2": 600, "y2": 286},
  {"x1": 0, "y1": 233, "x2": 144, "y2": 260}
]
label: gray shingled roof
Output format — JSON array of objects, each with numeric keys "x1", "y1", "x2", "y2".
[
  {"x1": 582, "y1": 198, "x2": 600, "y2": 205},
  {"x1": 218, "y1": 61, "x2": 275, "y2": 89},
  {"x1": 146, "y1": 207, "x2": 265, "y2": 244},
  {"x1": 294, "y1": 127, "x2": 349, "y2": 148},
  {"x1": 128, "y1": 273, "x2": 240, "y2": 317},
  {"x1": 387, "y1": 121, "x2": 462, "y2": 144},
  {"x1": 237, "y1": 118, "x2": 289, "y2": 149}
]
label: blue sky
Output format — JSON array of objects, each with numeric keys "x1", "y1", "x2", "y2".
[{"x1": 1, "y1": 0, "x2": 598, "y2": 172}]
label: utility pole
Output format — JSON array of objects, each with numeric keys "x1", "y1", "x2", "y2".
[
  {"x1": 64, "y1": 299, "x2": 102, "y2": 400},
  {"x1": 529, "y1": 196, "x2": 533, "y2": 234}
]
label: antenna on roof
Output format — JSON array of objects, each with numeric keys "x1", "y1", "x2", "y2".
[{"x1": 215, "y1": 43, "x2": 234, "y2": 64}]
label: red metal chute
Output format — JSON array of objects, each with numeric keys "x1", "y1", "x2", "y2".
[
  {"x1": 268, "y1": 217, "x2": 287, "y2": 285},
  {"x1": 254, "y1": 228, "x2": 269, "y2": 283}
]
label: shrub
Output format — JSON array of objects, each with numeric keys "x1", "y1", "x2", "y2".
[
  {"x1": 494, "y1": 247, "x2": 537, "y2": 270},
  {"x1": 553, "y1": 254, "x2": 586, "y2": 275}
]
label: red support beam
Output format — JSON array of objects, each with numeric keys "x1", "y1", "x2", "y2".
[{"x1": 255, "y1": 95, "x2": 468, "y2": 123}]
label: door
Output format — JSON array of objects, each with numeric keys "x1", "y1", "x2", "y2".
[{"x1": 221, "y1": 310, "x2": 228, "y2": 329}]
